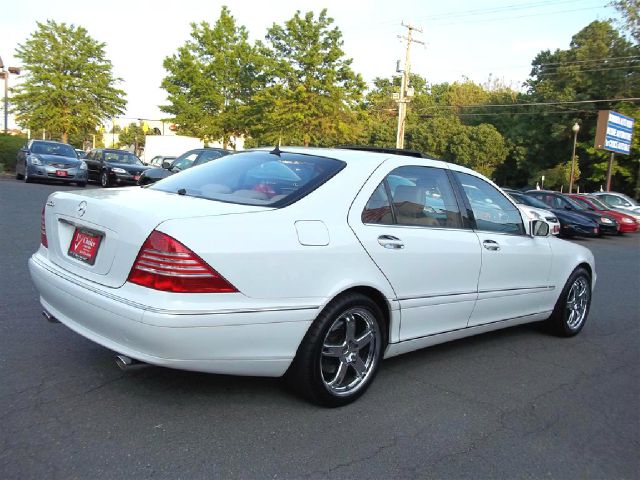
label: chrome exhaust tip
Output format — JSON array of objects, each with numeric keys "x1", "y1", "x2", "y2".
[
  {"x1": 115, "y1": 354, "x2": 145, "y2": 371},
  {"x1": 42, "y1": 310, "x2": 60, "y2": 323}
]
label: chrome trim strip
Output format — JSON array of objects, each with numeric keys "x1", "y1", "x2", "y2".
[
  {"x1": 478, "y1": 285, "x2": 555, "y2": 294},
  {"x1": 136, "y1": 260, "x2": 210, "y2": 272},
  {"x1": 139, "y1": 253, "x2": 199, "y2": 265},
  {"x1": 134, "y1": 265, "x2": 212, "y2": 277},
  {"x1": 32, "y1": 256, "x2": 320, "y2": 316},
  {"x1": 397, "y1": 290, "x2": 476, "y2": 301},
  {"x1": 143, "y1": 248, "x2": 191, "y2": 258},
  {"x1": 397, "y1": 285, "x2": 554, "y2": 302},
  {"x1": 393, "y1": 310, "x2": 554, "y2": 344}
]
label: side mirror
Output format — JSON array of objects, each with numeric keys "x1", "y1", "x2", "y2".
[
  {"x1": 162, "y1": 160, "x2": 172, "y2": 169},
  {"x1": 530, "y1": 220, "x2": 550, "y2": 237}
]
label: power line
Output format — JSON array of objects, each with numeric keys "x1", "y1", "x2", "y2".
[
  {"x1": 536, "y1": 65, "x2": 640, "y2": 77},
  {"x1": 406, "y1": 0, "x2": 586, "y2": 22},
  {"x1": 373, "y1": 108, "x2": 599, "y2": 117},
  {"x1": 408, "y1": 97, "x2": 640, "y2": 111},
  {"x1": 536, "y1": 55, "x2": 640, "y2": 67},
  {"x1": 430, "y1": 5, "x2": 608, "y2": 26},
  {"x1": 377, "y1": 0, "x2": 592, "y2": 26}
]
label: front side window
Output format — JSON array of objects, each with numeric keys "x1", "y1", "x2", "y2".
[
  {"x1": 362, "y1": 166, "x2": 463, "y2": 229},
  {"x1": 151, "y1": 150, "x2": 345, "y2": 206},
  {"x1": 455, "y1": 172, "x2": 524, "y2": 234}
]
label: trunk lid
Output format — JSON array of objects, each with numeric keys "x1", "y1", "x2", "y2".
[{"x1": 44, "y1": 187, "x2": 272, "y2": 288}]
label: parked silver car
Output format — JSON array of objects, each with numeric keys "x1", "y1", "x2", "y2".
[{"x1": 16, "y1": 140, "x2": 88, "y2": 187}]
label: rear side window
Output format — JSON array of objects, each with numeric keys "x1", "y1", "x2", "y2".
[
  {"x1": 151, "y1": 151, "x2": 345, "y2": 207},
  {"x1": 362, "y1": 166, "x2": 463, "y2": 229},
  {"x1": 362, "y1": 183, "x2": 393, "y2": 224},
  {"x1": 455, "y1": 172, "x2": 524, "y2": 235}
]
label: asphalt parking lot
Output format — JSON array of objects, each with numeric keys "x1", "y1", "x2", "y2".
[{"x1": 1, "y1": 178, "x2": 638, "y2": 480}]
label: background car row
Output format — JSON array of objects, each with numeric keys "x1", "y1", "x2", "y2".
[
  {"x1": 504, "y1": 188, "x2": 639, "y2": 237},
  {"x1": 13, "y1": 140, "x2": 640, "y2": 236},
  {"x1": 13, "y1": 140, "x2": 234, "y2": 189}
]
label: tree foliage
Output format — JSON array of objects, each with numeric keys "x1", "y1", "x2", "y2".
[
  {"x1": 12, "y1": 20, "x2": 126, "y2": 144},
  {"x1": 161, "y1": 7, "x2": 264, "y2": 148},
  {"x1": 611, "y1": 0, "x2": 640, "y2": 44},
  {"x1": 118, "y1": 122, "x2": 157, "y2": 155},
  {"x1": 158, "y1": 10, "x2": 637, "y2": 195},
  {"x1": 249, "y1": 9, "x2": 366, "y2": 146}
]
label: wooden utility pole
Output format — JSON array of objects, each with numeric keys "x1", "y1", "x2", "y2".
[
  {"x1": 606, "y1": 152, "x2": 615, "y2": 191},
  {"x1": 396, "y1": 22, "x2": 424, "y2": 149}
]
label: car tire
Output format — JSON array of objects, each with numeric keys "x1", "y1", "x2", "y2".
[
  {"x1": 15, "y1": 170, "x2": 23, "y2": 180},
  {"x1": 76, "y1": 182, "x2": 87, "y2": 188},
  {"x1": 547, "y1": 267, "x2": 592, "y2": 337},
  {"x1": 286, "y1": 292, "x2": 385, "y2": 407},
  {"x1": 100, "y1": 171, "x2": 110, "y2": 188}
]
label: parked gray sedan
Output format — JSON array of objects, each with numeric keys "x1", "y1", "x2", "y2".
[{"x1": 16, "y1": 140, "x2": 88, "y2": 187}]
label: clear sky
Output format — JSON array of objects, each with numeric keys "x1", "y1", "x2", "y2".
[{"x1": 1, "y1": 0, "x2": 620, "y2": 124}]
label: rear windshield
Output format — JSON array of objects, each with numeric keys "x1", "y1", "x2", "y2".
[{"x1": 150, "y1": 150, "x2": 346, "y2": 206}]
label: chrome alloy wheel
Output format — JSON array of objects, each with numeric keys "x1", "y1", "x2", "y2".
[
  {"x1": 565, "y1": 277, "x2": 590, "y2": 330},
  {"x1": 320, "y1": 307, "x2": 381, "y2": 396}
]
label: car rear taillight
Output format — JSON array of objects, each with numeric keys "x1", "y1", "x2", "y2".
[
  {"x1": 127, "y1": 230, "x2": 237, "y2": 293},
  {"x1": 41, "y1": 206, "x2": 48, "y2": 248}
]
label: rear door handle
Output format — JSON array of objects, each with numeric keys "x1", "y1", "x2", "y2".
[
  {"x1": 482, "y1": 239, "x2": 500, "y2": 251},
  {"x1": 377, "y1": 235, "x2": 404, "y2": 249}
]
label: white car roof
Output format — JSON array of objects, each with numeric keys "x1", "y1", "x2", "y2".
[{"x1": 256, "y1": 146, "x2": 464, "y2": 172}]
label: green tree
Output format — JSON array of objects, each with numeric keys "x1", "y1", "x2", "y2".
[
  {"x1": 250, "y1": 9, "x2": 366, "y2": 146},
  {"x1": 362, "y1": 76, "x2": 510, "y2": 177},
  {"x1": 523, "y1": 20, "x2": 640, "y2": 194},
  {"x1": 532, "y1": 161, "x2": 580, "y2": 191},
  {"x1": 611, "y1": 0, "x2": 640, "y2": 43},
  {"x1": 161, "y1": 7, "x2": 264, "y2": 148},
  {"x1": 12, "y1": 20, "x2": 126, "y2": 144},
  {"x1": 118, "y1": 122, "x2": 157, "y2": 155}
]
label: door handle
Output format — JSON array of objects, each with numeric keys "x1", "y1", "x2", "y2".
[
  {"x1": 377, "y1": 235, "x2": 404, "y2": 249},
  {"x1": 482, "y1": 239, "x2": 500, "y2": 251}
]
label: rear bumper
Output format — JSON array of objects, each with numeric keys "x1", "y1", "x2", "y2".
[{"x1": 28, "y1": 254, "x2": 316, "y2": 376}]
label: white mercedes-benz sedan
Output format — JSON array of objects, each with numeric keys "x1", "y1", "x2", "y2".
[{"x1": 29, "y1": 147, "x2": 595, "y2": 406}]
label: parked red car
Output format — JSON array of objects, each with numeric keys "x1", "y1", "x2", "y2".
[{"x1": 568, "y1": 194, "x2": 639, "y2": 233}]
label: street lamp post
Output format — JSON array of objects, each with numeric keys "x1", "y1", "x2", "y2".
[
  {"x1": 568, "y1": 123, "x2": 580, "y2": 193},
  {"x1": 0, "y1": 56, "x2": 21, "y2": 134}
]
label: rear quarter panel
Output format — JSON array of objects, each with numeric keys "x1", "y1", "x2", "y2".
[{"x1": 155, "y1": 158, "x2": 397, "y2": 302}]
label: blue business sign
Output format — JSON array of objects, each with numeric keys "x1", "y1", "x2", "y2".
[{"x1": 594, "y1": 110, "x2": 635, "y2": 155}]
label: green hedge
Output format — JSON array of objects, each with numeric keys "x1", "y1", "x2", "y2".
[{"x1": 0, "y1": 134, "x2": 27, "y2": 172}]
